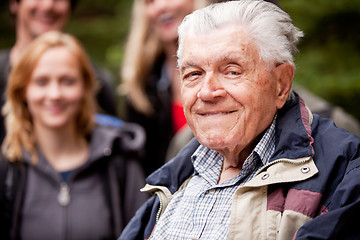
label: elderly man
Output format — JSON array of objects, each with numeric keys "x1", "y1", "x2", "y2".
[{"x1": 119, "y1": 1, "x2": 360, "y2": 239}]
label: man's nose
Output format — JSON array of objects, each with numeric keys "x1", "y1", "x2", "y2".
[
  {"x1": 39, "y1": 0, "x2": 57, "y2": 11},
  {"x1": 197, "y1": 73, "x2": 226, "y2": 100}
]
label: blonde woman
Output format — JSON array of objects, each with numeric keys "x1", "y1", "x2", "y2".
[
  {"x1": 121, "y1": 0, "x2": 210, "y2": 176},
  {"x1": 0, "y1": 31, "x2": 147, "y2": 240}
]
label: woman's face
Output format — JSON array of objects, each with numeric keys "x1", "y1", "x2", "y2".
[
  {"x1": 145, "y1": 0, "x2": 196, "y2": 43},
  {"x1": 26, "y1": 46, "x2": 85, "y2": 131}
]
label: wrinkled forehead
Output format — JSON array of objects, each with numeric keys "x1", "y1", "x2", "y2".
[{"x1": 178, "y1": 24, "x2": 256, "y2": 65}]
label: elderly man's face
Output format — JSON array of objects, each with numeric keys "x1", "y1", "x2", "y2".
[{"x1": 180, "y1": 25, "x2": 289, "y2": 158}]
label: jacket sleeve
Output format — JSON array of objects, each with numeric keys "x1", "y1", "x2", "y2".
[
  {"x1": 118, "y1": 196, "x2": 160, "y2": 240},
  {"x1": 123, "y1": 158, "x2": 150, "y2": 224},
  {"x1": 294, "y1": 157, "x2": 360, "y2": 240}
]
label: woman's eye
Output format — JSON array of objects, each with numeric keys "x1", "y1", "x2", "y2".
[
  {"x1": 33, "y1": 77, "x2": 48, "y2": 86},
  {"x1": 61, "y1": 77, "x2": 76, "y2": 85}
]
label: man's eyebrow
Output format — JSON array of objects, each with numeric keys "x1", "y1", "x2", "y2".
[
  {"x1": 180, "y1": 54, "x2": 244, "y2": 72},
  {"x1": 180, "y1": 62, "x2": 197, "y2": 73},
  {"x1": 220, "y1": 55, "x2": 242, "y2": 63}
]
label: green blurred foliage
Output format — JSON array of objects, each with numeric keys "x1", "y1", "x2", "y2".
[
  {"x1": 1, "y1": 0, "x2": 359, "y2": 120},
  {"x1": 0, "y1": 1, "x2": 16, "y2": 48},
  {"x1": 279, "y1": 0, "x2": 360, "y2": 120},
  {"x1": 64, "y1": 0, "x2": 133, "y2": 82}
]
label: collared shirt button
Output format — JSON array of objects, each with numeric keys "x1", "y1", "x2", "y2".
[
  {"x1": 104, "y1": 148, "x2": 112, "y2": 156},
  {"x1": 301, "y1": 166, "x2": 310, "y2": 174},
  {"x1": 261, "y1": 173, "x2": 270, "y2": 180}
]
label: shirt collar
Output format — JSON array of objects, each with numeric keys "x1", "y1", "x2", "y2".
[
  {"x1": 253, "y1": 115, "x2": 276, "y2": 166},
  {"x1": 191, "y1": 115, "x2": 277, "y2": 175}
]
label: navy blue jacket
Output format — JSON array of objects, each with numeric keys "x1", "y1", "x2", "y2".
[{"x1": 119, "y1": 93, "x2": 360, "y2": 240}]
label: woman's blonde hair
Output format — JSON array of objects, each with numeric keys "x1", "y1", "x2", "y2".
[
  {"x1": 2, "y1": 31, "x2": 98, "y2": 163},
  {"x1": 120, "y1": 0, "x2": 209, "y2": 116}
]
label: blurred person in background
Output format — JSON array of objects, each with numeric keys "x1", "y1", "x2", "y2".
[
  {"x1": 120, "y1": 0, "x2": 211, "y2": 176},
  {"x1": 0, "y1": 0, "x2": 118, "y2": 144},
  {"x1": 0, "y1": 31, "x2": 147, "y2": 240}
]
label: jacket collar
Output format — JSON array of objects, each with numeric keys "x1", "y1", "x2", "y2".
[
  {"x1": 88, "y1": 124, "x2": 119, "y2": 162},
  {"x1": 21, "y1": 125, "x2": 119, "y2": 170},
  {"x1": 272, "y1": 92, "x2": 314, "y2": 161}
]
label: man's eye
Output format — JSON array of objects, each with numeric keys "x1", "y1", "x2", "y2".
[
  {"x1": 223, "y1": 65, "x2": 242, "y2": 77},
  {"x1": 184, "y1": 71, "x2": 201, "y2": 80},
  {"x1": 229, "y1": 71, "x2": 240, "y2": 76},
  {"x1": 190, "y1": 72, "x2": 200, "y2": 77}
]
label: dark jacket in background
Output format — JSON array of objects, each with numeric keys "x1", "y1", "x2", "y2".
[
  {"x1": 125, "y1": 55, "x2": 174, "y2": 176},
  {"x1": 0, "y1": 123, "x2": 149, "y2": 240}
]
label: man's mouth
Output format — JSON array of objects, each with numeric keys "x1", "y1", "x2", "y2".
[
  {"x1": 199, "y1": 110, "x2": 237, "y2": 116},
  {"x1": 36, "y1": 14, "x2": 59, "y2": 25}
]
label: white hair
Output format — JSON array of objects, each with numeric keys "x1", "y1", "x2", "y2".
[{"x1": 177, "y1": 0, "x2": 304, "y2": 67}]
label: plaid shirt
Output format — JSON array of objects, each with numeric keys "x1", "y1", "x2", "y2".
[{"x1": 150, "y1": 118, "x2": 276, "y2": 240}]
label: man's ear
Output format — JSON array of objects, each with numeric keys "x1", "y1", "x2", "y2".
[{"x1": 274, "y1": 62, "x2": 294, "y2": 109}]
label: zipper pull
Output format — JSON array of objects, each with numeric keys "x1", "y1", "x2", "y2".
[{"x1": 58, "y1": 182, "x2": 71, "y2": 207}]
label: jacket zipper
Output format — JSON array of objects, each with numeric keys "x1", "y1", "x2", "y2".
[
  {"x1": 58, "y1": 182, "x2": 71, "y2": 207},
  {"x1": 155, "y1": 192, "x2": 164, "y2": 222}
]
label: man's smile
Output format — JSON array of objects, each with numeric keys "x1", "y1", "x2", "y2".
[{"x1": 198, "y1": 110, "x2": 238, "y2": 116}]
